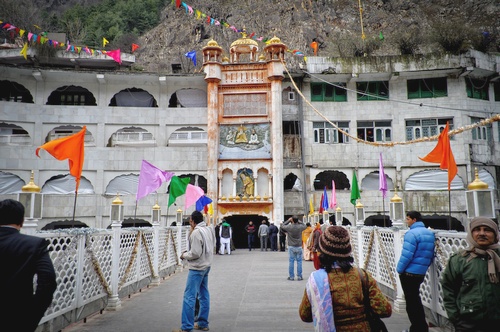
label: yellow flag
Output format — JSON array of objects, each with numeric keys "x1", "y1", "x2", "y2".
[
  {"x1": 309, "y1": 197, "x2": 314, "y2": 215},
  {"x1": 103, "y1": 37, "x2": 109, "y2": 48},
  {"x1": 208, "y1": 203, "x2": 213, "y2": 215},
  {"x1": 20, "y1": 43, "x2": 28, "y2": 60}
]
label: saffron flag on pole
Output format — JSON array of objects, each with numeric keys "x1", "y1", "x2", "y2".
[
  {"x1": 350, "y1": 170, "x2": 361, "y2": 205},
  {"x1": 196, "y1": 195, "x2": 213, "y2": 212},
  {"x1": 309, "y1": 197, "x2": 314, "y2": 215},
  {"x1": 319, "y1": 192, "x2": 324, "y2": 214},
  {"x1": 330, "y1": 180, "x2": 337, "y2": 209},
  {"x1": 322, "y1": 186, "x2": 329, "y2": 211},
  {"x1": 184, "y1": 184, "x2": 204, "y2": 209},
  {"x1": 419, "y1": 122, "x2": 457, "y2": 190},
  {"x1": 136, "y1": 160, "x2": 174, "y2": 201},
  {"x1": 168, "y1": 176, "x2": 190, "y2": 207},
  {"x1": 379, "y1": 152, "x2": 388, "y2": 198},
  {"x1": 131, "y1": 43, "x2": 139, "y2": 53},
  {"x1": 36, "y1": 126, "x2": 86, "y2": 191}
]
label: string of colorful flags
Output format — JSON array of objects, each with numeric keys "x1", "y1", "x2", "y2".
[{"x1": 0, "y1": 20, "x2": 140, "y2": 65}]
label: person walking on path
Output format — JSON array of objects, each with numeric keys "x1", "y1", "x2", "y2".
[
  {"x1": 396, "y1": 211, "x2": 435, "y2": 332},
  {"x1": 214, "y1": 221, "x2": 221, "y2": 255},
  {"x1": 302, "y1": 222, "x2": 313, "y2": 261},
  {"x1": 281, "y1": 216, "x2": 307, "y2": 280},
  {"x1": 299, "y1": 226, "x2": 392, "y2": 331},
  {"x1": 441, "y1": 217, "x2": 500, "y2": 331},
  {"x1": 219, "y1": 220, "x2": 232, "y2": 255},
  {"x1": 0, "y1": 199, "x2": 57, "y2": 332},
  {"x1": 174, "y1": 211, "x2": 215, "y2": 332},
  {"x1": 245, "y1": 221, "x2": 256, "y2": 251},
  {"x1": 258, "y1": 220, "x2": 269, "y2": 251},
  {"x1": 309, "y1": 222, "x2": 322, "y2": 270},
  {"x1": 268, "y1": 222, "x2": 279, "y2": 251}
]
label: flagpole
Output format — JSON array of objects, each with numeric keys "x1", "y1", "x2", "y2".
[
  {"x1": 134, "y1": 201, "x2": 138, "y2": 227},
  {"x1": 448, "y1": 189, "x2": 451, "y2": 230},
  {"x1": 72, "y1": 190, "x2": 78, "y2": 226},
  {"x1": 382, "y1": 195, "x2": 386, "y2": 227}
]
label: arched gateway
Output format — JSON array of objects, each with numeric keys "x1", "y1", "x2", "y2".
[{"x1": 223, "y1": 214, "x2": 268, "y2": 249}]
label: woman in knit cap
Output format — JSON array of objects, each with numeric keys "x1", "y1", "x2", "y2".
[
  {"x1": 299, "y1": 226, "x2": 392, "y2": 331},
  {"x1": 441, "y1": 217, "x2": 500, "y2": 331}
]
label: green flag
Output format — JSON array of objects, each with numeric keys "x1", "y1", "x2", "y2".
[
  {"x1": 168, "y1": 176, "x2": 191, "y2": 207},
  {"x1": 350, "y1": 170, "x2": 361, "y2": 205}
]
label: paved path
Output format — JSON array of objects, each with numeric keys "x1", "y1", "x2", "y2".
[{"x1": 63, "y1": 249, "x2": 418, "y2": 332}]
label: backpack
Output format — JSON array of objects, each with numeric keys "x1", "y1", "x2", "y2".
[{"x1": 221, "y1": 225, "x2": 230, "y2": 238}]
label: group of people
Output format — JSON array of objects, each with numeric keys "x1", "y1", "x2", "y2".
[
  {"x1": 245, "y1": 220, "x2": 279, "y2": 251},
  {"x1": 3, "y1": 196, "x2": 500, "y2": 332}
]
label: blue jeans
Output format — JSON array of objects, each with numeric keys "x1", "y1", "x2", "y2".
[
  {"x1": 181, "y1": 268, "x2": 211, "y2": 330},
  {"x1": 247, "y1": 234, "x2": 255, "y2": 250},
  {"x1": 288, "y1": 246, "x2": 303, "y2": 278}
]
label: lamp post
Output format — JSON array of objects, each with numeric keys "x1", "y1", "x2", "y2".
[
  {"x1": 322, "y1": 211, "x2": 329, "y2": 226},
  {"x1": 335, "y1": 207, "x2": 343, "y2": 226},
  {"x1": 110, "y1": 194, "x2": 124, "y2": 224},
  {"x1": 17, "y1": 171, "x2": 42, "y2": 235},
  {"x1": 176, "y1": 208, "x2": 183, "y2": 225},
  {"x1": 465, "y1": 168, "x2": 495, "y2": 224},
  {"x1": 151, "y1": 201, "x2": 161, "y2": 226},
  {"x1": 390, "y1": 191, "x2": 405, "y2": 228},
  {"x1": 355, "y1": 199, "x2": 365, "y2": 227}
]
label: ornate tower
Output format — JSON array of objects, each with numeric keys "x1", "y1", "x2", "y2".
[{"x1": 202, "y1": 32, "x2": 286, "y2": 224}]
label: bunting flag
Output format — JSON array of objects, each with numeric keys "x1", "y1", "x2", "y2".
[
  {"x1": 168, "y1": 176, "x2": 191, "y2": 207},
  {"x1": 36, "y1": 126, "x2": 86, "y2": 191},
  {"x1": 184, "y1": 184, "x2": 204, "y2": 209},
  {"x1": 102, "y1": 37, "x2": 109, "y2": 48},
  {"x1": 309, "y1": 197, "x2": 314, "y2": 215},
  {"x1": 131, "y1": 43, "x2": 139, "y2": 53},
  {"x1": 379, "y1": 152, "x2": 388, "y2": 198},
  {"x1": 419, "y1": 122, "x2": 457, "y2": 190},
  {"x1": 20, "y1": 43, "x2": 28, "y2": 60},
  {"x1": 330, "y1": 180, "x2": 337, "y2": 209},
  {"x1": 379, "y1": 31, "x2": 385, "y2": 41},
  {"x1": 136, "y1": 160, "x2": 174, "y2": 201},
  {"x1": 175, "y1": 0, "x2": 181, "y2": 8},
  {"x1": 196, "y1": 195, "x2": 212, "y2": 212},
  {"x1": 185, "y1": 50, "x2": 196, "y2": 66},
  {"x1": 322, "y1": 186, "x2": 329, "y2": 212},
  {"x1": 350, "y1": 170, "x2": 361, "y2": 205},
  {"x1": 318, "y1": 192, "x2": 324, "y2": 214},
  {"x1": 104, "y1": 49, "x2": 121, "y2": 64}
]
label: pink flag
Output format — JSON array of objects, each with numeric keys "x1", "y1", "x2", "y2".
[
  {"x1": 379, "y1": 152, "x2": 388, "y2": 198},
  {"x1": 105, "y1": 49, "x2": 121, "y2": 64},
  {"x1": 329, "y1": 180, "x2": 337, "y2": 209},
  {"x1": 136, "y1": 160, "x2": 174, "y2": 201},
  {"x1": 184, "y1": 184, "x2": 205, "y2": 209}
]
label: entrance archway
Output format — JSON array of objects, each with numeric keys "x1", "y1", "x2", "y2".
[{"x1": 224, "y1": 214, "x2": 268, "y2": 249}]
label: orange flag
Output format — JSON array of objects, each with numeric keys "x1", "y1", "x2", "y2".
[
  {"x1": 131, "y1": 43, "x2": 139, "y2": 53},
  {"x1": 310, "y1": 40, "x2": 318, "y2": 56},
  {"x1": 36, "y1": 126, "x2": 86, "y2": 191},
  {"x1": 419, "y1": 122, "x2": 457, "y2": 190}
]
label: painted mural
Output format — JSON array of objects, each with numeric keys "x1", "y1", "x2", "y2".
[{"x1": 219, "y1": 123, "x2": 271, "y2": 159}]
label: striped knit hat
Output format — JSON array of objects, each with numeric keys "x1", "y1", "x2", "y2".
[{"x1": 319, "y1": 226, "x2": 352, "y2": 258}]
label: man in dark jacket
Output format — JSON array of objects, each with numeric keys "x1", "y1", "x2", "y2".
[
  {"x1": 245, "y1": 221, "x2": 256, "y2": 251},
  {"x1": 441, "y1": 217, "x2": 500, "y2": 331},
  {"x1": 396, "y1": 211, "x2": 435, "y2": 332},
  {"x1": 268, "y1": 222, "x2": 279, "y2": 251},
  {"x1": 0, "y1": 199, "x2": 57, "y2": 332}
]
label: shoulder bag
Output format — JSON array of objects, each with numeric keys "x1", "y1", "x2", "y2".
[{"x1": 358, "y1": 268, "x2": 388, "y2": 332}]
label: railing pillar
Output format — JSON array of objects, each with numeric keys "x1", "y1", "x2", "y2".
[
  {"x1": 151, "y1": 222, "x2": 161, "y2": 286},
  {"x1": 106, "y1": 221, "x2": 122, "y2": 310},
  {"x1": 393, "y1": 228, "x2": 406, "y2": 312}
]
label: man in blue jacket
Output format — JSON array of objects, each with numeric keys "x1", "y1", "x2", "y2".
[{"x1": 396, "y1": 211, "x2": 435, "y2": 332}]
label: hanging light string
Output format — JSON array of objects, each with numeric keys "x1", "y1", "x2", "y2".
[{"x1": 282, "y1": 60, "x2": 500, "y2": 147}]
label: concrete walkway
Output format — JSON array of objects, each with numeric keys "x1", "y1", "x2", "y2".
[{"x1": 62, "y1": 249, "x2": 421, "y2": 332}]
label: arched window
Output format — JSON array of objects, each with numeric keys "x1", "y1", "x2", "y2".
[
  {"x1": 46, "y1": 85, "x2": 96, "y2": 105},
  {"x1": 105, "y1": 174, "x2": 139, "y2": 196},
  {"x1": 108, "y1": 127, "x2": 156, "y2": 147},
  {"x1": 361, "y1": 171, "x2": 394, "y2": 191},
  {"x1": 0, "y1": 122, "x2": 30, "y2": 145},
  {"x1": 0, "y1": 171, "x2": 25, "y2": 194},
  {"x1": 41, "y1": 174, "x2": 94, "y2": 194},
  {"x1": 313, "y1": 171, "x2": 349, "y2": 190},
  {"x1": 405, "y1": 170, "x2": 464, "y2": 190},
  {"x1": 284, "y1": 173, "x2": 302, "y2": 191},
  {"x1": 168, "y1": 88, "x2": 207, "y2": 108},
  {"x1": 44, "y1": 125, "x2": 94, "y2": 145},
  {"x1": 168, "y1": 127, "x2": 207, "y2": 146},
  {"x1": 0, "y1": 80, "x2": 33, "y2": 103},
  {"x1": 109, "y1": 88, "x2": 157, "y2": 107}
]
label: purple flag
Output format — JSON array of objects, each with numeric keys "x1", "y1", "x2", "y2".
[
  {"x1": 136, "y1": 160, "x2": 174, "y2": 201},
  {"x1": 322, "y1": 186, "x2": 329, "y2": 211},
  {"x1": 185, "y1": 184, "x2": 204, "y2": 209},
  {"x1": 379, "y1": 152, "x2": 388, "y2": 198}
]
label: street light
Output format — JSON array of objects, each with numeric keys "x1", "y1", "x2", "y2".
[
  {"x1": 110, "y1": 193, "x2": 124, "y2": 224},
  {"x1": 390, "y1": 191, "x2": 405, "y2": 227},
  {"x1": 355, "y1": 199, "x2": 365, "y2": 227},
  {"x1": 18, "y1": 170, "x2": 42, "y2": 220},
  {"x1": 465, "y1": 168, "x2": 495, "y2": 219},
  {"x1": 335, "y1": 207, "x2": 343, "y2": 226},
  {"x1": 176, "y1": 209, "x2": 183, "y2": 225},
  {"x1": 151, "y1": 201, "x2": 161, "y2": 225}
]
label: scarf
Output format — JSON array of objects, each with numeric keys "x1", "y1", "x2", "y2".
[
  {"x1": 305, "y1": 268, "x2": 335, "y2": 332},
  {"x1": 463, "y1": 231, "x2": 500, "y2": 283}
]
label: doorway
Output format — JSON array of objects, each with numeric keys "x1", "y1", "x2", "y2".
[{"x1": 224, "y1": 214, "x2": 268, "y2": 249}]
